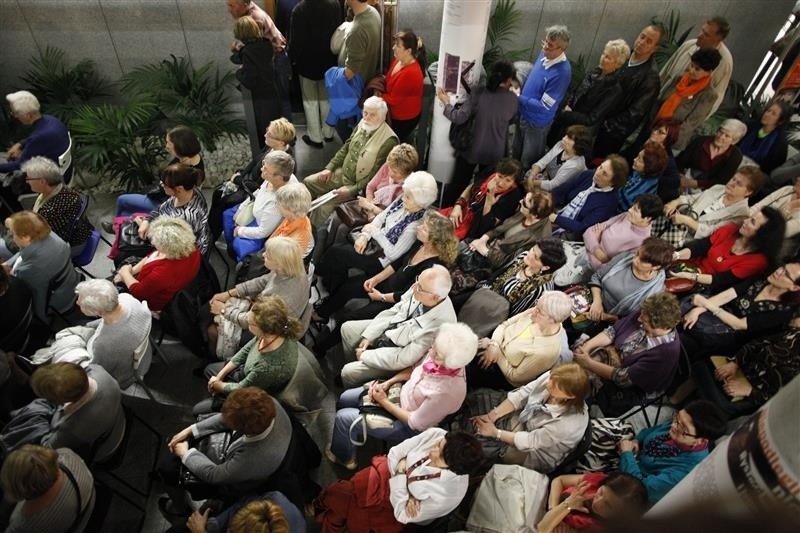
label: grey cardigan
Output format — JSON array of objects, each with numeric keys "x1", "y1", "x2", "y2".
[
  {"x1": 6, "y1": 232, "x2": 79, "y2": 321},
  {"x1": 183, "y1": 397, "x2": 292, "y2": 486},
  {"x1": 43, "y1": 365, "x2": 125, "y2": 463},
  {"x1": 228, "y1": 272, "x2": 311, "y2": 332}
]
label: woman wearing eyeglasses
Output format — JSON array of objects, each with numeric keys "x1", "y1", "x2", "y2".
[
  {"x1": 616, "y1": 400, "x2": 726, "y2": 504},
  {"x1": 681, "y1": 263, "x2": 800, "y2": 359},
  {"x1": 573, "y1": 293, "x2": 683, "y2": 417}
]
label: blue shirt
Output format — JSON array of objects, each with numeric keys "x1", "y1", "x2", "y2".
[
  {"x1": 0, "y1": 114, "x2": 70, "y2": 173},
  {"x1": 518, "y1": 51, "x2": 571, "y2": 127}
]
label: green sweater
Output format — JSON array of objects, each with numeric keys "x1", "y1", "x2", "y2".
[{"x1": 223, "y1": 337, "x2": 298, "y2": 395}]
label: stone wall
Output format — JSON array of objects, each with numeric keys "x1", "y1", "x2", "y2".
[{"x1": 0, "y1": 0, "x2": 793, "y2": 98}]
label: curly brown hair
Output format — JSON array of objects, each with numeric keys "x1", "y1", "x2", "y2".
[
  {"x1": 249, "y1": 295, "x2": 303, "y2": 340},
  {"x1": 221, "y1": 387, "x2": 276, "y2": 435},
  {"x1": 423, "y1": 210, "x2": 458, "y2": 265},
  {"x1": 230, "y1": 499, "x2": 289, "y2": 533},
  {"x1": 640, "y1": 292, "x2": 681, "y2": 330}
]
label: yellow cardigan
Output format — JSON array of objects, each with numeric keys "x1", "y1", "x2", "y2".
[{"x1": 491, "y1": 312, "x2": 563, "y2": 388}]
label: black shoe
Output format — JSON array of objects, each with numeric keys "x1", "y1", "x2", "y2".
[
  {"x1": 324, "y1": 136, "x2": 335, "y2": 142},
  {"x1": 158, "y1": 497, "x2": 190, "y2": 523},
  {"x1": 100, "y1": 221, "x2": 114, "y2": 234},
  {"x1": 302, "y1": 135, "x2": 324, "y2": 149}
]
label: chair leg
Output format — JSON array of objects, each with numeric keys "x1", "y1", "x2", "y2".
[
  {"x1": 150, "y1": 335, "x2": 170, "y2": 368},
  {"x1": 134, "y1": 373, "x2": 159, "y2": 403}
]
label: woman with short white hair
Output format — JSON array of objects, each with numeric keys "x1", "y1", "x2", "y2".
[
  {"x1": 326, "y1": 322, "x2": 479, "y2": 470},
  {"x1": 468, "y1": 290, "x2": 573, "y2": 390},
  {"x1": 676, "y1": 118, "x2": 747, "y2": 190},
  {"x1": 72, "y1": 279, "x2": 152, "y2": 387},
  {"x1": 317, "y1": 171, "x2": 439, "y2": 293}
]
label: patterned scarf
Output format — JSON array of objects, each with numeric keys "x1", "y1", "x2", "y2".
[
  {"x1": 383, "y1": 197, "x2": 425, "y2": 245},
  {"x1": 519, "y1": 399, "x2": 552, "y2": 423},
  {"x1": 642, "y1": 432, "x2": 707, "y2": 458}
]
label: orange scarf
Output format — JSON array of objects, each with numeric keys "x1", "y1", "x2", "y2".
[{"x1": 656, "y1": 73, "x2": 711, "y2": 121}]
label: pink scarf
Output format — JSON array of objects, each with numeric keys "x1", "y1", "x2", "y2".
[{"x1": 422, "y1": 360, "x2": 461, "y2": 377}]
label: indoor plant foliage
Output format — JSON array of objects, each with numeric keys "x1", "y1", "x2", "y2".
[
  {"x1": 121, "y1": 55, "x2": 246, "y2": 152},
  {"x1": 19, "y1": 46, "x2": 113, "y2": 123},
  {"x1": 483, "y1": 0, "x2": 529, "y2": 73}
]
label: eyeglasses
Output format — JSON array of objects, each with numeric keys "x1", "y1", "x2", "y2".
[
  {"x1": 413, "y1": 276, "x2": 436, "y2": 297},
  {"x1": 774, "y1": 266, "x2": 800, "y2": 284},
  {"x1": 671, "y1": 413, "x2": 698, "y2": 439},
  {"x1": 519, "y1": 198, "x2": 533, "y2": 210}
]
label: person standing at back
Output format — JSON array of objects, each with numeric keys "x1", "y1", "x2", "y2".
[
  {"x1": 334, "y1": 0, "x2": 382, "y2": 141},
  {"x1": 513, "y1": 25, "x2": 572, "y2": 170},
  {"x1": 225, "y1": 0, "x2": 292, "y2": 119},
  {"x1": 594, "y1": 24, "x2": 664, "y2": 159},
  {"x1": 659, "y1": 16, "x2": 733, "y2": 119},
  {"x1": 289, "y1": 0, "x2": 342, "y2": 149}
]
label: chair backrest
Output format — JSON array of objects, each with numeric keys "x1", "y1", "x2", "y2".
[
  {"x1": 65, "y1": 193, "x2": 90, "y2": 246},
  {"x1": 72, "y1": 229, "x2": 101, "y2": 267},
  {"x1": 0, "y1": 296, "x2": 33, "y2": 353},
  {"x1": 132, "y1": 316, "x2": 153, "y2": 373},
  {"x1": 58, "y1": 132, "x2": 73, "y2": 174},
  {"x1": 549, "y1": 419, "x2": 593, "y2": 477}
]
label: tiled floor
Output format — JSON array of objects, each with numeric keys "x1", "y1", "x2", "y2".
[{"x1": 78, "y1": 115, "x2": 367, "y2": 532}]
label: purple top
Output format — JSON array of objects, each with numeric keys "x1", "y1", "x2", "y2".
[{"x1": 609, "y1": 311, "x2": 680, "y2": 393}]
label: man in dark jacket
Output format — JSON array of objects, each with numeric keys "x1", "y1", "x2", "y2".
[
  {"x1": 289, "y1": 0, "x2": 343, "y2": 148},
  {"x1": 594, "y1": 24, "x2": 664, "y2": 158}
]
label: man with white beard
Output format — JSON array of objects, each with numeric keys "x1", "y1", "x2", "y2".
[{"x1": 303, "y1": 96, "x2": 399, "y2": 226}]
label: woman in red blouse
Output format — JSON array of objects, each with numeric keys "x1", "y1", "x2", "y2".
[
  {"x1": 379, "y1": 31, "x2": 425, "y2": 142},
  {"x1": 669, "y1": 207, "x2": 786, "y2": 293},
  {"x1": 114, "y1": 216, "x2": 200, "y2": 312}
]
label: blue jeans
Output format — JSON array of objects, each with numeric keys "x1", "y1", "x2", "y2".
[
  {"x1": 513, "y1": 118, "x2": 551, "y2": 170},
  {"x1": 329, "y1": 386, "x2": 418, "y2": 462},
  {"x1": 116, "y1": 193, "x2": 157, "y2": 218},
  {"x1": 222, "y1": 204, "x2": 263, "y2": 262}
]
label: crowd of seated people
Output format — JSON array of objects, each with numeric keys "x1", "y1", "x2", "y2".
[{"x1": 2, "y1": 6, "x2": 800, "y2": 532}]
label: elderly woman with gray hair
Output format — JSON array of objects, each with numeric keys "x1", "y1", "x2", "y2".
[
  {"x1": 326, "y1": 322, "x2": 479, "y2": 470},
  {"x1": 0, "y1": 157, "x2": 92, "y2": 260},
  {"x1": 548, "y1": 38, "x2": 631, "y2": 143},
  {"x1": 29, "y1": 279, "x2": 152, "y2": 388},
  {"x1": 467, "y1": 290, "x2": 573, "y2": 391},
  {"x1": 223, "y1": 149, "x2": 298, "y2": 262},
  {"x1": 675, "y1": 118, "x2": 746, "y2": 191},
  {"x1": 316, "y1": 171, "x2": 439, "y2": 294}
]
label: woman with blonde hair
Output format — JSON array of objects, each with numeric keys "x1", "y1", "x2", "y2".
[
  {"x1": 1, "y1": 445, "x2": 96, "y2": 533},
  {"x1": 311, "y1": 211, "x2": 457, "y2": 356},
  {"x1": 113, "y1": 216, "x2": 200, "y2": 312},
  {"x1": 467, "y1": 363, "x2": 590, "y2": 473},
  {"x1": 231, "y1": 15, "x2": 280, "y2": 149},
  {"x1": 208, "y1": 236, "x2": 311, "y2": 359},
  {"x1": 3, "y1": 210, "x2": 78, "y2": 321}
]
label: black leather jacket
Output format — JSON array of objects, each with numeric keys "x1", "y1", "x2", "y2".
[{"x1": 599, "y1": 56, "x2": 661, "y2": 140}]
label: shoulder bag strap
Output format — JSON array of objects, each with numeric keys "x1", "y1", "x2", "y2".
[{"x1": 59, "y1": 463, "x2": 84, "y2": 533}]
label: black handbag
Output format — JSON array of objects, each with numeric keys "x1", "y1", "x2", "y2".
[
  {"x1": 178, "y1": 428, "x2": 234, "y2": 499},
  {"x1": 116, "y1": 220, "x2": 154, "y2": 265},
  {"x1": 448, "y1": 104, "x2": 476, "y2": 152}
]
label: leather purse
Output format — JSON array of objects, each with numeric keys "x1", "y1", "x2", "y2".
[
  {"x1": 665, "y1": 277, "x2": 697, "y2": 294},
  {"x1": 336, "y1": 199, "x2": 371, "y2": 228}
]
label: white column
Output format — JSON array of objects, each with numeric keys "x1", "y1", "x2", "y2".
[
  {"x1": 647, "y1": 375, "x2": 800, "y2": 516},
  {"x1": 428, "y1": 0, "x2": 492, "y2": 186}
]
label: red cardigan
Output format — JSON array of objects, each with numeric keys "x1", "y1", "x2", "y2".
[
  {"x1": 692, "y1": 224, "x2": 768, "y2": 279},
  {"x1": 128, "y1": 249, "x2": 201, "y2": 311},
  {"x1": 382, "y1": 59, "x2": 423, "y2": 121}
]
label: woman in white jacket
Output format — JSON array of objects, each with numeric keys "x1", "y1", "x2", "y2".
[{"x1": 314, "y1": 428, "x2": 487, "y2": 532}]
